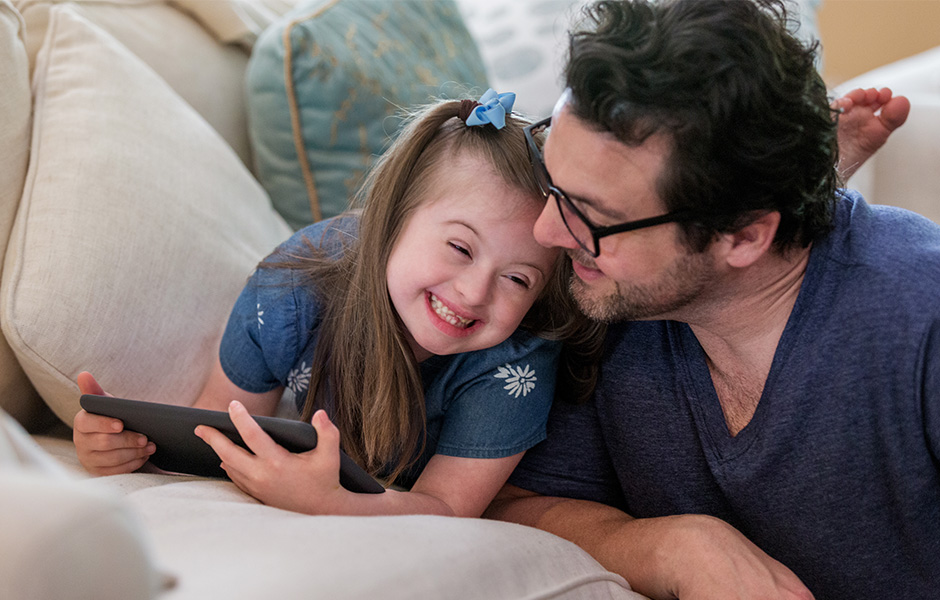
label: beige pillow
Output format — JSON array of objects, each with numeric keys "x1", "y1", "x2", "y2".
[
  {"x1": 17, "y1": 0, "x2": 254, "y2": 167},
  {"x1": 0, "y1": 0, "x2": 48, "y2": 427},
  {"x1": 0, "y1": 4, "x2": 291, "y2": 425},
  {"x1": 169, "y1": 0, "x2": 298, "y2": 50}
]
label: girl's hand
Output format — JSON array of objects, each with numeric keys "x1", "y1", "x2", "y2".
[
  {"x1": 73, "y1": 371, "x2": 155, "y2": 475},
  {"x1": 195, "y1": 402, "x2": 347, "y2": 514}
]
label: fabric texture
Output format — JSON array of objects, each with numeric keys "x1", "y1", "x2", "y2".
[
  {"x1": 0, "y1": 410, "x2": 169, "y2": 600},
  {"x1": 219, "y1": 216, "x2": 561, "y2": 487},
  {"x1": 0, "y1": 0, "x2": 47, "y2": 427},
  {"x1": 17, "y1": 0, "x2": 254, "y2": 167},
  {"x1": 169, "y1": 0, "x2": 297, "y2": 50},
  {"x1": 511, "y1": 191, "x2": 940, "y2": 599},
  {"x1": 0, "y1": 4, "x2": 292, "y2": 426},
  {"x1": 246, "y1": 0, "x2": 489, "y2": 229}
]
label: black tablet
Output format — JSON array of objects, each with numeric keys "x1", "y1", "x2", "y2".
[{"x1": 80, "y1": 394, "x2": 385, "y2": 494}]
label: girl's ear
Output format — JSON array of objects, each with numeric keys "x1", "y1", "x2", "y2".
[{"x1": 714, "y1": 210, "x2": 781, "y2": 269}]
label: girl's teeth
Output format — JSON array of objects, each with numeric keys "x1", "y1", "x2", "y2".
[{"x1": 430, "y1": 294, "x2": 473, "y2": 328}]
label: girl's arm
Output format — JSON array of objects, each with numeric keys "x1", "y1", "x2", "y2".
[
  {"x1": 192, "y1": 356, "x2": 283, "y2": 416},
  {"x1": 195, "y1": 401, "x2": 522, "y2": 517}
]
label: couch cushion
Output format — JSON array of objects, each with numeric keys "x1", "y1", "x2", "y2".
[
  {"x1": 17, "y1": 0, "x2": 254, "y2": 167},
  {"x1": 0, "y1": 0, "x2": 49, "y2": 428},
  {"x1": 169, "y1": 0, "x2": 298, "y2": 50},
  {"x1": 246, "y1": 0, "x2": 489, "y2": 229},
  {"x1": 0, "y1": 409, "x2": 169, "y2": 600},
  {"x1": 0, "y1": 4, "x2": 291, "y2": 425},
  {"x1": 88, "y1": 477, "x2": 641, "y2": 599}
]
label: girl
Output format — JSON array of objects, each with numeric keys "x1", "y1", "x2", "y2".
[{"x1": 74, "y1": 90, "x2": 603, "y2": 518}]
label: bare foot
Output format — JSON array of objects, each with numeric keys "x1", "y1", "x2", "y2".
[{"x1": 833, "y1": 87, "x2": 910, "y2": 180}]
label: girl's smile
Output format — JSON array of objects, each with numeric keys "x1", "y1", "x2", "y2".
[{"x1": 386, "y1": 153, "x2": 558, "y2": 362}]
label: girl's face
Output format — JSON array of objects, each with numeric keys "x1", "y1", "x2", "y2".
[{"x1": 386, "y1": 155, "x2": 559, "y2": 362}]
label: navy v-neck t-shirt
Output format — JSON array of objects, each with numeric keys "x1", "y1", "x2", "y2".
[{"x1": 510, "y1": 191, "x2": 940, "y2": 599}]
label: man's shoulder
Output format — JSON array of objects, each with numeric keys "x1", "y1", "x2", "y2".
[{"x1": 826, "y1": 191, "x2": 940, "y2": 290}]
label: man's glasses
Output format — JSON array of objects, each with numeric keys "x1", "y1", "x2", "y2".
[{"x1": 524, "y1": 117, "x2": 698, "y2": 258}]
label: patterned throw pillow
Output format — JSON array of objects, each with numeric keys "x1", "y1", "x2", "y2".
[{"x1": 247, "y1": 0, "x2": 489, "y2": 230}]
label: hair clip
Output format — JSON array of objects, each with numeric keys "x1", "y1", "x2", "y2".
[{"x1": 462, "y1": 88, "x2": 516, "y2": 130}]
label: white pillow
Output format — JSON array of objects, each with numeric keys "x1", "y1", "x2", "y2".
[
  {"x1": 0, "y1": 0, "x2": 49, "y2": 427},
  {"x1": 0, "y1": 4, "x2": 291, "y2": 425},
  {"x1": 18, "y1": 0, "x2": 254, "y2": 167}
]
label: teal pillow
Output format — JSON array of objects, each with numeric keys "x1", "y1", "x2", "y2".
[{"x1": 247, "y1": 0, "x2": 489, "y2": 229}]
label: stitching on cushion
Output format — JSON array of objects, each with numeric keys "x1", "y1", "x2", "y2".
[{"x1": 282, "y1": 0, "x2": 343, "y2": 223}]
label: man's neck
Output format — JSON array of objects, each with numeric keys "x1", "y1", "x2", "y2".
[{"x1": 682, "y1": 245, "x2": 812, "y2": 435}]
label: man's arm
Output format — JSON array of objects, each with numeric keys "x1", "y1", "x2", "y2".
[{"x1": 485, "y1": 484, "x2": 814, "y2": 600}]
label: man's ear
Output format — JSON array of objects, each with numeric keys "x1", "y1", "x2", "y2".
[{"x1": 714, "y1": 211, "x2": 781, "y2": 269}]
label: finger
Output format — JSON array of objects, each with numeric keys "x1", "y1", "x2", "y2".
[
  {"x1": 228, "y1": 401, "x2": 281, "y2": 457},
  {"x1": 77, "y1": 371, "x2": 110, "y2": 396},
  {"x1": 79, "y1": 429, "x2": 151, "y2": 452},
  {"x1": 74, "y1": 409, "x2": 125, "y2": 434},
  {"x1": 92, "y1": 456, "x2": 152, "y2": 476},
  {"x1": 310, "y1": 410, "x2": 342, "y2": 468},
  {"x1": 194, "y1": 424, "x2": 254, "y2": 469},
  {"x1": 220, "y1": 463, "x2": 254, "y2": 497},
  {"x1": 89, "y1": 443, "x2": 156, "y2": 467}
]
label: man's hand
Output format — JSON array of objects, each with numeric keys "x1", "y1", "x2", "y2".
[
  {"x1": 486, "y1": 485, "x2": 813, "y2": 600},
  {"x1": 654, "y1": 514, "x2": 813, "y2": 600}
]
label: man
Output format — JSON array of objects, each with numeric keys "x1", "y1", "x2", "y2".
[{"x1": 485, "y1": 1, "x2": 939, "y2": 599}]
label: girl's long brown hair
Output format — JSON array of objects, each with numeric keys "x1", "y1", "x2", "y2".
[{"x1": 264, "y1": 100, "x2": 605, "y2": 484}]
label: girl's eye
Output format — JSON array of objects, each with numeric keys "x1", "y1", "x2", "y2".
[
  {"x1": 506, "y1": 275, "x2": 530, "y2": 289},
  {"x1": 449, "y1": 242, "x2": 471, "y2": 257}
]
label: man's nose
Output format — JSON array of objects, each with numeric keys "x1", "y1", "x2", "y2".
[{"x1": 534, "y1": 196, "x2": 579, "y2": 251}]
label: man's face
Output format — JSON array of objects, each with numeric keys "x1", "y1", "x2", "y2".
[{"x1": 532, "y1": 104, "x2": 715, "y2": 322}]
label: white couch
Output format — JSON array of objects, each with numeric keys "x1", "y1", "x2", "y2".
[
  {"x1": 0, "y1": 0, "x2": 645, "y2": 598},
  {"x1": 1, "y1": 0, "x2": 937, "y2": 598}
]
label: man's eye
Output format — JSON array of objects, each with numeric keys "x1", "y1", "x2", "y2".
[{"x1": 449, "y1": 242, "x2": 471, "y2": 257}]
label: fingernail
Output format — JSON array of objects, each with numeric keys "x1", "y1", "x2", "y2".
[
  {"x1": 111, "y1": 421, "x2": 122, "y2": 432},
  {"x1": 146, "y1": 443, "x2": 156, "y2": 454},
  {"x1": 137, "y1": 435, "x2": 147, "y2": 446}
]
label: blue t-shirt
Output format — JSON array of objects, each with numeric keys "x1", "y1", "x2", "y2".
[
  {"x1": 220, "y1": 217, "x2": 561, "y2": 487},
  {"x1": 510, "y1": 191, "x2": 940, "y2": 599}
]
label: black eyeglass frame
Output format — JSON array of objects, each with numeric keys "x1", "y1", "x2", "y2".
[{"x1": 524, "y1": 117, "x2": 699, "y2": 258}]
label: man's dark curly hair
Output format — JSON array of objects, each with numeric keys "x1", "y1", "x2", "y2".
[{"x1": 565, "y1": 0, "x2": 840, "y2": 252}]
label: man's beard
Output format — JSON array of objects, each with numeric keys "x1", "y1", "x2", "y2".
[{"x1": 568, "y1": 249, "x2": 713, "y2": 323}]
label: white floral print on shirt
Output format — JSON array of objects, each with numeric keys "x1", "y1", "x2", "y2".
[
  {"x1": 284, "y1": 361, "x2": 312, "y2": 408},
  {"x1": 257, "y1": 303, "x2": 264, "y2": 329},
  {"x1": 494, "y1": 363, "x2": 537, "y2": 398}
]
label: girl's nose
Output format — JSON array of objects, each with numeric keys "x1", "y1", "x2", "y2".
[{"x1": 454, "y1": 268, "x2": 493, "y2": 307}]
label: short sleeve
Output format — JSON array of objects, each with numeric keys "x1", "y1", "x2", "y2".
[
  {"x1": 218, "y1": 264, "x2": 302, "y2": 393},
  {"x1": 218, "y1": 217, "x2": 354, "y2": 393},
  {"x1": 432, "y1": 332, "x2": 561, "y2": 459},
  {"x1": 509, "y1": 395, "x2": 627, "y2": 508}
]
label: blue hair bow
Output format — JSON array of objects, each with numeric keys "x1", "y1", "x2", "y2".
[{"x1": 465, "y1": 88, "x2": 516, "y2": 129}]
